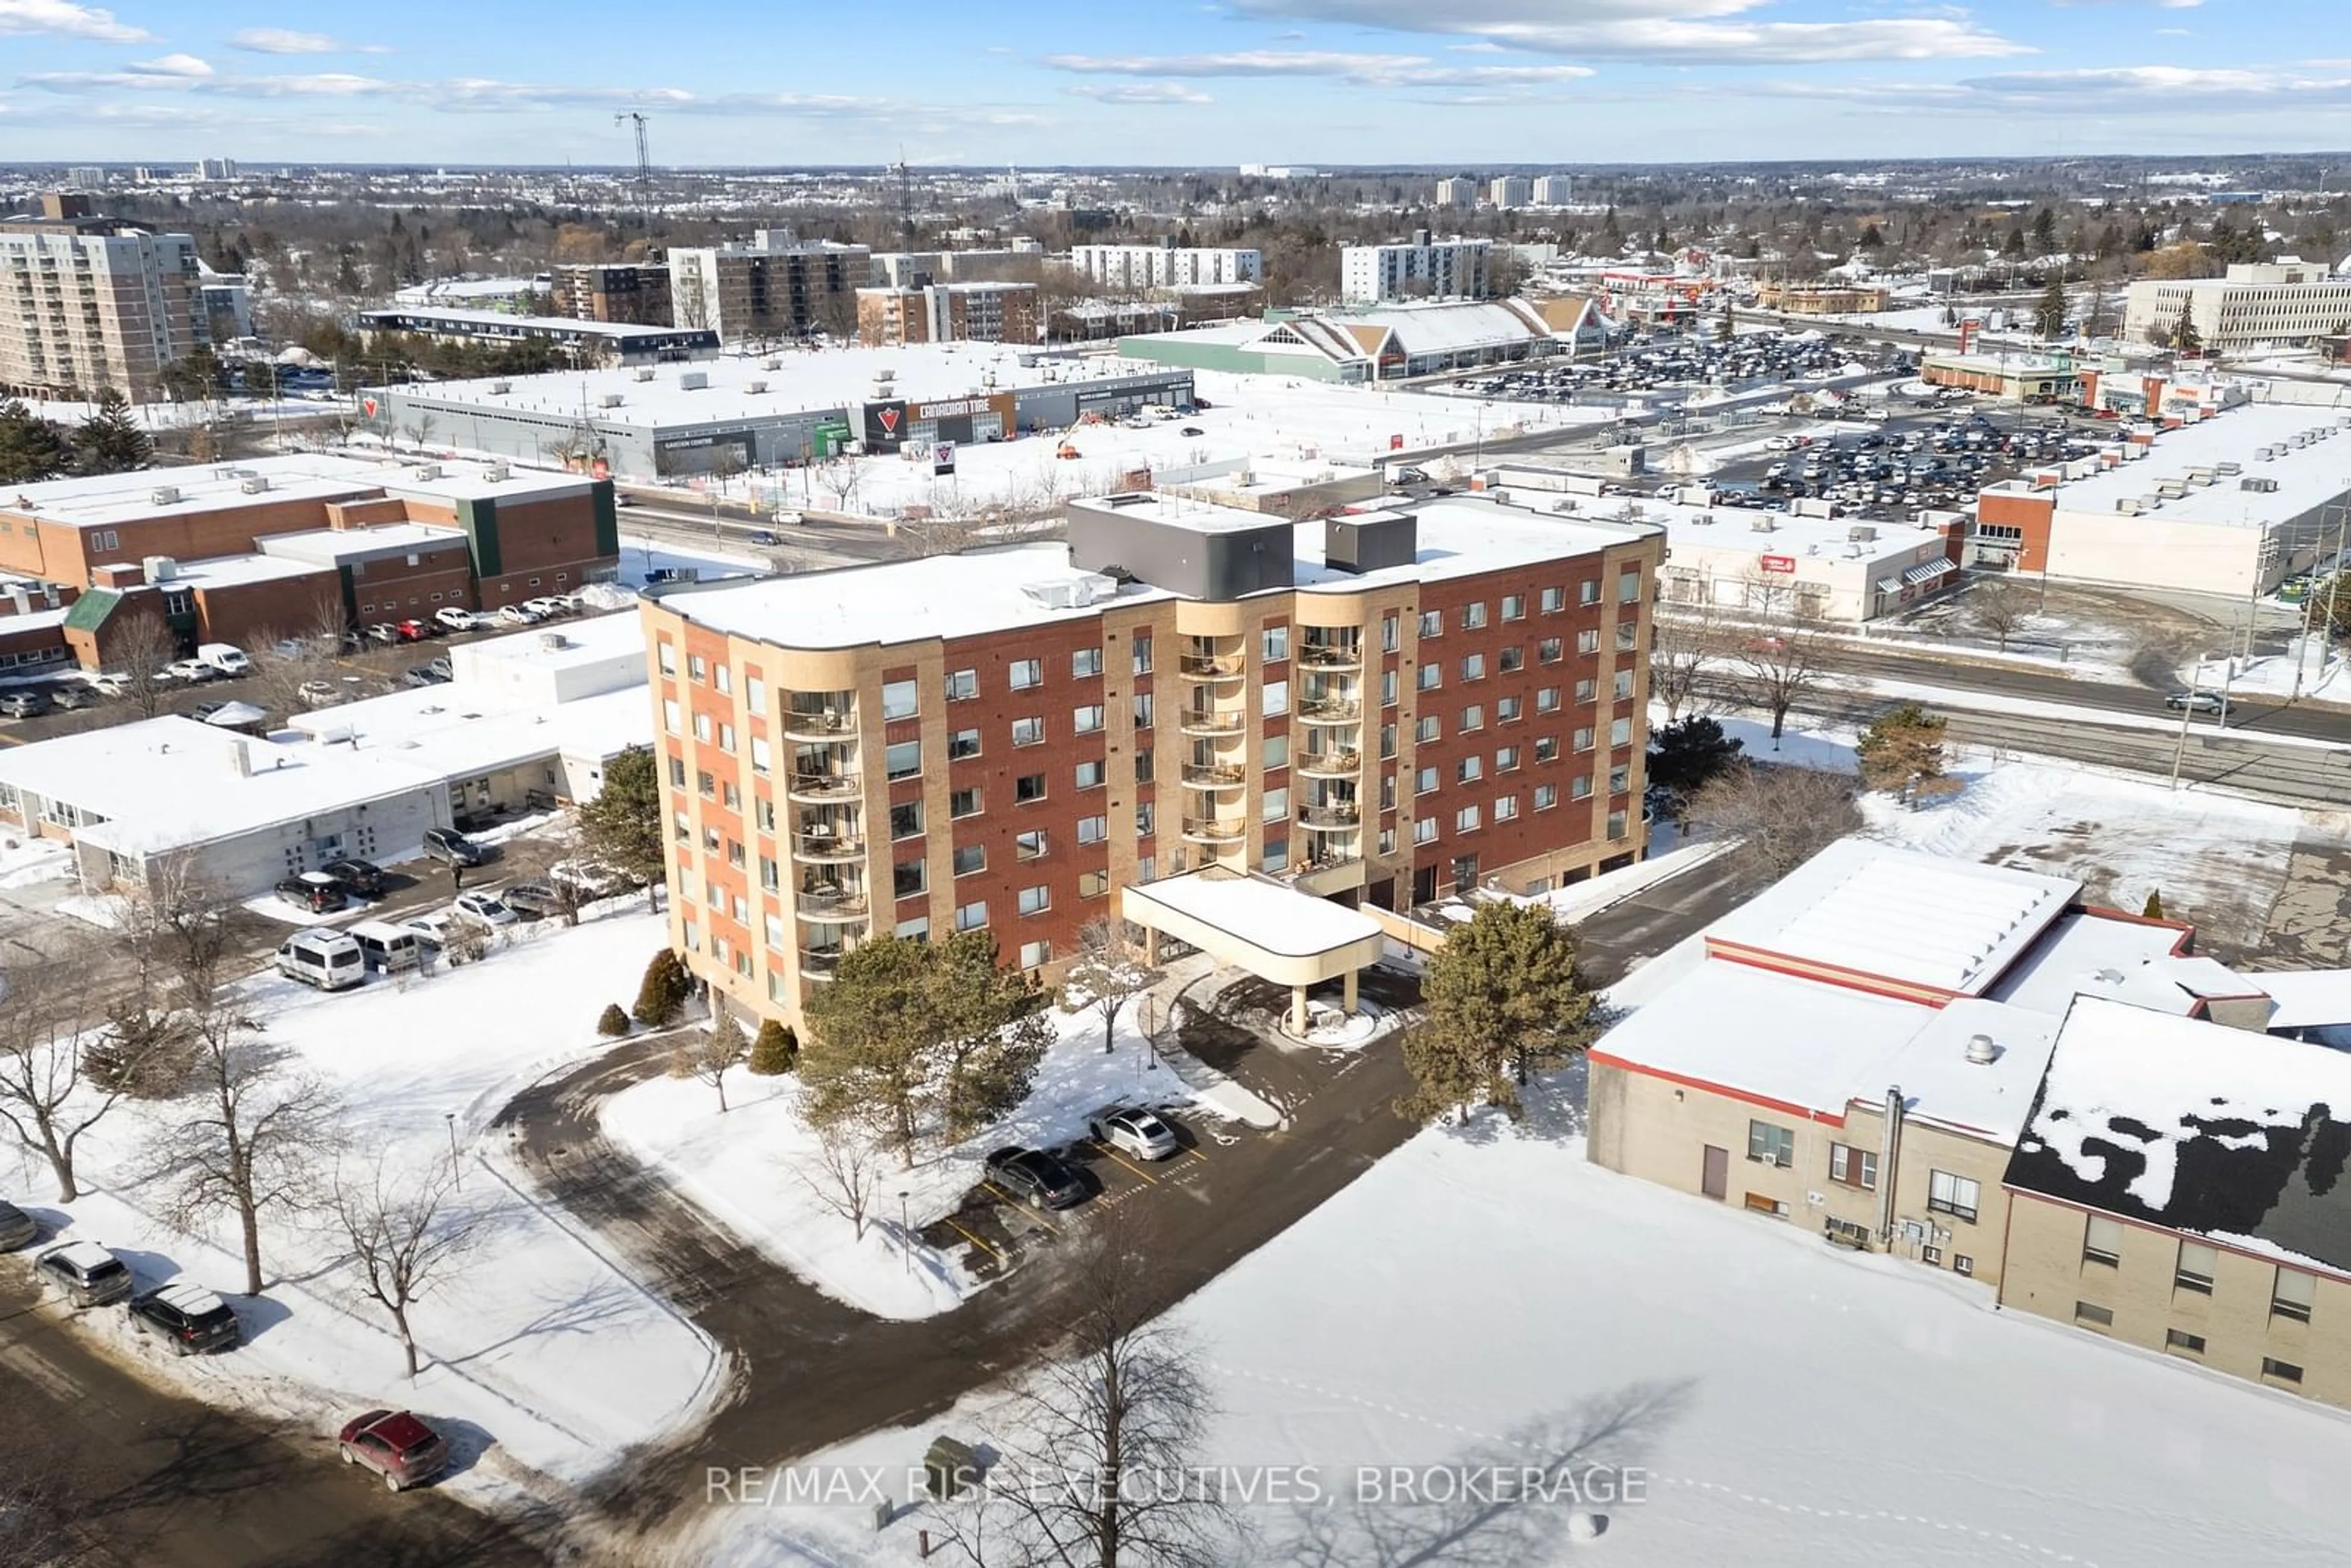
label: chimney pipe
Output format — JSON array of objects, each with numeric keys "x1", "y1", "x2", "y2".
[{"x1": 1875, "y1": 1084, "x2": 1904, "y2": 1245}]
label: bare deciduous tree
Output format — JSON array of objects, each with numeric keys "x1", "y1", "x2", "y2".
[
  {"x1": 948, "y1": 1210, "x2": 1237, "y2": 1568},
  {"x1": 670, "y1": 1005, "x2": 746, "y2": 1113},
  {"x1": 796, "y1": 1122, "x2": 882, "y2": 1242},
  {"x1": 1967, "y1": 575, "x2": 2033, "y2": 654},
  {"x1": 242, "y1": 585, "x2": 353, "y2": 716},
  {"x1": 811, "y1": 455, "x2": 863, "y2": 514},
  {"x1": 1724, "y1": 586, "x2": 1833, "y2": 748},
  {"x1": 325, "y1": 1153, "x2": 478, "y2": 1378},
  {"x1": 1063, "y1": 917, "x2": 1161, "y2": 1056},
  {"x1": 1648, "y1": 606, "x2": 1725, "y2": 724},
  {"x1": 1688, "y1": 762, "x2": 1862, "y2": 880},
  {"x1": 0, "y1": 961, "x2": 126, "y2": 1201},
  {"x1": 104, "y1": 609, "x2": 182, "y2": 721}
]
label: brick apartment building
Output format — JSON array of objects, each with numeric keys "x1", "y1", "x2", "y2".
[
  {"x1": 854, "y1": 282, "x2": 1040, "y2": 348},
  {"x1": 553, "y1": 262, "x2": 673, "y2": 325},
  {"x1": 0, "y1": 454, "x2": 619, "y2": 667},
  {"x1": 667, "y1": 231, "x2": 872, "y2": 341},
  {"x1": 640, "y1": 492, "x2": 1662, "y2": 1029},
  {"x1": 0, "y1": 192, "x2": 204, "y2": 402}
]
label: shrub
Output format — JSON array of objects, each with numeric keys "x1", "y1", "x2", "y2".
[
  {"x1": 632, "y1": 948, "x2": 692, "y2": 1027},
  {"x1": 748, "y1": 1019, "x2": 798, "y2": 1076},
  {"x1": 596, "y1": 1002, "x2": 632, "y2": 1038}
]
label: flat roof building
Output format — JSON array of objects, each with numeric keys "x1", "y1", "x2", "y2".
[
  {"x1": 355, "y1": 307, "x2": 717, "y2": 367},
  {"x1": 0, "y1": 192, "x2": 204, "y2": 403},
  {"x1": 639, "y1": 490, "x2": 1663, "y2": 1030},
  {"x1": 1120, "y1": 300, "x2": 1562, "y2": 384},
  {"x1": 855, "y1": 282, "x2": 1040, "y2": 349},
  {"x1": 667, "y1": 231, "x2": 872, "y2": 343},
  {"x1": 2124, "y1": 260, "x2": 2351, "y2": 352},
  {"x1": 552, "y1": 263, "x2": 673, "y2": 327},
  {"x1": 1342, "y1": 231, "x2": 1494, "y2": 305},
  {"x1": 1067, "y1": 245, "x2": 1264, "y2": 291}
]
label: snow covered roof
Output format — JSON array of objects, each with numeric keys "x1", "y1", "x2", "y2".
[
  {"x1": 257, "y1": 522, "x2": 471, "y2": 566},
  {"x1": 2007, "y1": 996, "x2": 2351, "y2": 1275},
  {"x1": 1704, "y1": 840, "x2": 2079, "y2": 1000},
  {"x1": 359, "y1": 306, "x2": 694, "y2": 341},
  {"x1": 1986, "y1": 910, "x2": 2197, "y2": 1016},
  {"x1": 0, "y1": 452, "x2": 587, "y2": 525},
  {"x1": 2050, "y1": 405, "x2": 2351, "y2": 532},
  {"x1": 2244, "y1": 969, "x2": 2351, "y2": 1032},
  {"x1": 1124, "y1": 869, "x2": 1381, "y2": 959}
]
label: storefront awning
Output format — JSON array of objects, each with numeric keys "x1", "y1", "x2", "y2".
[
  {"x1": 1903, "y1": 561, "x2": 1953, "y2": 587},
  {"x1": 1875, "y1": 576, "x2": 1905, "y2": 594}
]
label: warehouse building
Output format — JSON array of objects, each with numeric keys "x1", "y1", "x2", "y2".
[{"x1": 355, "y1": 307, "x2": 717, "y2": 367}]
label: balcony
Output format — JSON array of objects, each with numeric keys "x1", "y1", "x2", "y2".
[
  {"x1": 786, "y1": 771, "x2": 861, "y2": 804},
  {"x1": 1179, "y1": 654, "x2": 1246, "y2": 680},
  {"x1": 791, "y1": 833, "x2": 866, "y2": 864},
  {"x1": 1180, "y1": 763, "x2": 1247, "y2": 789},
  {"x1": 783, "y1": 708, "x2": 858, "y2": 742},
  {"x1": 795, "y1": 884, "x2": 870, "y2": 921},
  {"x1": 798, "y1": 947, "x2": 846, "y2": 983},
  {"x1": 1180, "y1": 817, "x2": 1248, "y2": 846},
  {"x1": 1297, "y1": 643, "x2": 1363, "y2": 672},
  {"x1": 1296, "y1": 698, "x2": 1363, "y2": 726},
  {"x1": 1297, "y1": 749, "x2": 1360, "y2": 778},
  {"x1": 1178, "y1": 709, "x2": 1245, "y2": 737},
  {"x1": 1281, "y1": 855, "x2": 1367, "y2": 898},
  {"x1": 1297, "y1": 805, "x2": 1361, "y2": 831}
]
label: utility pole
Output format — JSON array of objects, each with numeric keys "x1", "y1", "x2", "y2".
[{"x1": 615, "y1": 111, "x2": 654, "y2": 233}]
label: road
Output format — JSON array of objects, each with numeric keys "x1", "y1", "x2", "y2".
[
  {"x1": 618, "y1": 499, "x2": 904, "y2": 569},
  {"x1": 0, "y1": 1269, "x2": 553, "y2": 1566},
  {"x1": 489, "y1": 849, "x2": 1757, "y2": 1553}
]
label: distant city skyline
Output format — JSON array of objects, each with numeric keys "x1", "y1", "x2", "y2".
[{"x1": 1, "y1": 0, "x2": 2345, "y2": 167}]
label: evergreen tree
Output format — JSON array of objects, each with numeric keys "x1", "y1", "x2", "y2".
[
  {"x1": 1398, "y1": 902, "x2": 1595, "y2": 1123},
  {"x1": 2033, "y1": 276, "x2": 2069, "y2": 340},
  {"x1": 932, "y1": 930, "x2": 1051, "y2": 1141},
  {"x1": 1646, "y1": 716, "x2": 1744, "y2": 822},
  {"x1": 72, "y1": 388, "x2": 152, "y2": 475},
  {"x1": 579, "y1": 745, "x2": 666, "y2": 909},
  {"x1": 1857, "y1": 222, "x2": 1884, "y2": 252},
  {"x1": 2173, "y1": 310, "x2": 2202, "y2": 354},
  {"x1": 748, "y1": 1019, "x2": 798, "y2": 1075},
  {"x1": 596, "y1": 1003, "x2": 631, "y2": 1038},
  {"x1": 1855, "y1": 702, "x2": 1948, "y2": 793},
  {"x1": 2142, "y1": 890, "x2": 2165, "y2": 920},
  {"x1": 0, "y1": 397, "x2": 73, "y2": 484},
  {"x1": 631, "y1": 949, "x2": 692, "y2": 1028}
]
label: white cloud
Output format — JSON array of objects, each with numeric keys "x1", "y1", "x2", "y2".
[
  {"x1": 126, "y1": 53, "x2": 211, "y2": 77},
  {"x1": 0, "y1": 0, "x2": 149, "y2": 42},
  {"x1": 1042, "y1": 49, "x2": 1592, "y2": 86},
  {"x1": 228, "y1": 27, "x2": 391, "y2": 55},
  {"x1": 1221, "y1": 0, "x2": 2028, "y2": 63},
  {"x1": 1066, "y1": 81, "x2": 1215, "y2": 104},
  {"x1": 1750, "y1": 62, "x2": 2351, "y2": 116}
]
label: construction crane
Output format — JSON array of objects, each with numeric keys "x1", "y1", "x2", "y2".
[
  {"x1": 615, "y1": 111, "x2": 654, "y2": 231},
  {"x1": 886, "y1": 151, "x2": 913, "y2": 246}
]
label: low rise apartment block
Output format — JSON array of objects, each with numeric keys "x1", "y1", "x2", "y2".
[
  {"x1": 1066, "y1": 245, "x2": 1264, "y2": 291},
  {"x1": 553, "y1": 262, "x2": 674, "y2": 326},
  {"x1": 639, "y1": 493, "x2": 1662, "y2": 1030},
  {"x1": 1341, "y1": 230, "x2": 1494, "y2": 304},
  {"x1": 855, "y1": 282, "x2": 1039, "y2": 348}
]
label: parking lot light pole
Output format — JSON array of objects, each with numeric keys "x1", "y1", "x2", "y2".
[
  {"x1": 444, "y1": 1111, "x2": 462, "y2": 1190},
  {"x1": 898, "y1": 1190, "x2": 910, "y2": 1275}
]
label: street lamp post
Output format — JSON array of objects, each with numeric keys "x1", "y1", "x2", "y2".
[
  {"x1": 2168, "y1": 653, "x2": 2215, "y2": 791},
  {"x1": 898, "y1": 1189, "x2": 911, "y2": 1276},
  {"x1": 444, "y1": 1111, "x2": 462, "y2": 1190}
]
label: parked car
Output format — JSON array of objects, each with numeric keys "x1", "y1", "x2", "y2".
[
  {"x1": 0, "y1": 1198, "x2": 38, "y2": 1251},
  {"x1": 192, "y1": 700, "x2": 228, "y2": 722},
  {"x1": 2164, "y1": 689, "x2": 2229, "y2": 715},
  {"x1": 547, "y1": 858, "x2": 633, "y2": 901},
  {"x1": 196, "y1": 643, "x2": 251, "y2": 677},
  {"x1": 402, "y1": 666, "x2": 449, "y2": 689},
  {"x1": 167, "y1": 659, "x2": 220, "y2": 683},
  {"x1": 276, "y1": 930, "x2": 365, "y2": 991},
  {"x1": 298, "y1": 679, "x2": 343, "y2": 707},
  {"x1": 400, "y1": 910, "x2": 457, "y2": 950},
  {"x1": 495, "y1": 604, "x2": 544, "y2": 626},
  {"x1": 426, "y1": 655, "x2": 454, "y2": 681},
  {"x1": 451, "y1": 891, "x2": 517, "y2": 929},
  {"x1": 0, "y1": 689, "x2": 53, "y2": 719},
  {"x1": 337, "y1": 1409, "x2": 451, "y2": 1492},
  {"x1": 129, "y1": 1283, "x2": 242, "y2": 1356},
  {"x1": 321, "y1": 857, "x2": 388, "y2": 898},
  {"x1": 394, "y1": 619, "x2": 434, "y2": 643},
  {"x1": 433, "y1": 606, "x2": 482, "y2": 632},
  {"x1": 500, "y1": 880, "x2": 566, "y2": 919},
  {"x1": 364, "y1": 623, "x2": 402, "y2": 646},
  {"x1": 34, "y1": 1239, "x2": 133, "y2": 1308},
  {"x1": 1180, "y1": 426, "x2": 1205, "y2": 437},
  {"x1": 276, "y1": 872, "x2": 348, "y2": 914},
  {"x1": 421, "y1": 827, "x2": 486, "y2": 867},
  {"x1": 522, "y1": 596, "x2": 569, "y2": 620},
  {"x1": 983, "y1": 1146, "x2": 1088, "y2": 1210},
  {"x1": 1086, "y1": 1107, "x2": 1181, "y2": 1162},
  {"x1": 88, "y1": 672, "x2": 132, "y2": 698},
  {"x1": 48, "y1": 683, "x2": 96, "y2": 710}
]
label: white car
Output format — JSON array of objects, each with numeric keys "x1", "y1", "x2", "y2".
[
  {"x1": 433, "y1": 607, "x2": 481, "y2": 632},
  {"x1": 495, "y1": 604, "x2": 544, "y2": 627},
  {"x1": 88, "y1": 672, "x2": 131, "y2": 697},
  {"x1": 400, "y1": 910, "x2": 459, "y2": 948},
  {"x1": 548, "y1": 858, "x2": 634, "y2": 901},
  {"x1": 165, "y1": 658, "x2": 218, "y2": 683},
  {"x1": 1087, "y1": 1106, "x2": 1182, "y2": 1161},
  {"x1": 450, "y1": 892, "x2": 517, "y2": 930},
  {"x1": 522, "y1": 596, "x2": 570, "y2": 620}
]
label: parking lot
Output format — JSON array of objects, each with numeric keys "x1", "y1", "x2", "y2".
[{"x1": 1439, "y1": 325, "x2": 1903, "y2": 405}]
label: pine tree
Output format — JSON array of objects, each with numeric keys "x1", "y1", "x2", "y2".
[
  {"x1": 1646, "y1": 716, "x2": 1744, "y2": 822},
  {"x1": 2143, "y1": 890, "x2": 2165, "y2": 920},
  {"x1": 631, "y1": 949, "x2": 692, "y2": 1028},
  {"x1": 596, "y1": 1003, "x2": 632, "y2": 1038},
  {"x1": 1399, "y1": 902, "x2": 1595, "y2": 1122},
  {"x1": 579, "y1": 745, "x2": 666, "y2": 909},
  {"x1": 1855, "y1": 702, "x2": 1948, "y2": 793},
  {"x1": 0, "y1": 397, "x2": 73, "y2": 483},
  {"x1": 72, "y1": 388, "x2": 152, "y2": 476},
  {"x1": 748, "y1": 1020, "x2": 798, "y2": 1075},
  {"x1": 2033, "y1": 276, "x2": 2068, "y2": 340},
  {"x1": 2173, "y1": 310, "x2": 2202, "y2": 354}
]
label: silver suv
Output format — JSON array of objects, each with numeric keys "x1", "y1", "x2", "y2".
[{"x1": 34, "y1": 1240, "x2": 133, "y2": 1308}]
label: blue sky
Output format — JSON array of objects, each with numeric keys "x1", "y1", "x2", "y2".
[{"x1": 1, "y1": 0, "x2": 2345, "y2": 167}]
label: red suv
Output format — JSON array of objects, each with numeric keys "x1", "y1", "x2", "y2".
[{"x1": 337, "y1": 1409, "x2": 450, "y2": 1491}]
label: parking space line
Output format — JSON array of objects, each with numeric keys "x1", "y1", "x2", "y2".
[
  {"x1": 942, "y1": 1216, "x2": 1003, "y2": 1261},
  {"x1": 981, "y1": 1184, "x2": 1061, "y2": 1232},
  {"x1": 1086, "y1": 1141, "x2": 1161, "y2": 1185}
]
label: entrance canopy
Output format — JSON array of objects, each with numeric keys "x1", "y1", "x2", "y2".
[{"x1": 1123, "y1": 870, "x2": 1385, "y2": 1029}]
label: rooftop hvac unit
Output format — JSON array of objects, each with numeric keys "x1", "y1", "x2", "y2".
[
  {"x1": 239, "y1": 475, "x2": 269, "y2": 494},
  {"x1": 142, "y1": 554, "x2": 178, "y2": 581},
  {"x1": 2115, "y1": 498, "x2": 2145, "y2": 515},
  {"x1": 2242, "y1": 477, "x2": 2279, "y2": 493},
  {"x1": 484, "y1": 464, "x2": 509, "y2": 482},
  {"x1": 634, "y1": 367, "x2": 656, "y2": 382},
  {"x1": 414, "y1": 463, "x2": 442, "y2": 481},
  {"x1": 149, "y1": 484, "x2": 181, "y2": 506},
  {"x1": 599, "y1": 393, "x2": 623, "y2": 408},
  {"x1": 1846, "y1": 524, "x2": 1877, "y2": 542},
  {"x1": 489, "y1": 379, "x2": 511, "y2": 394},
  {"x1": 2155, "y1": 481, "x2": 2186, "y2": 498},
  {"x1": 1749, "y1": 516, "x2": 1775, "y2": 532},
  {"x1": 1689, "y1": 511, "x2": 1712, "y2": 526},
  {"x1": 678, "y1": 370, "x2": 708, "y2": 391},
  {"x1": 762, "y1": 359, "x2": 781, "y2": 372},
  {"x1": 538, "y1": 631, "x2": 567, "y2": 651},
  {"x1": 1553, "y1": 498, "x2": 1580, "y2": 514},
  {"x1": 746, "y1": 380, "x2": 768, "y2": 395},
  {"x1": 2214, "y1": 461, "x2": 2242, "y2": 475}
]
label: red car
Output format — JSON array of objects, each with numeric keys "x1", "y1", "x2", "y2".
[
  {"x1": 394, "y1": 619, "x2": 434, "y2": 643},
  {"x1": 337, "y1": 1409, "x2": 449, "y2": 1491}
]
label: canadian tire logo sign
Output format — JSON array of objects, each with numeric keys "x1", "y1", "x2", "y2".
[
  {"x1": 863, "y1": 399, "x2": 909, "y2": 450},
  {"x1": 878, "y1": 408, "x2": 900, "y2": 436},
  {"x1": 361, "y1": 396, "x2": 378, "y2": 418}
]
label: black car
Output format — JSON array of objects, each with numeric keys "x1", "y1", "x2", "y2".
[
  {"x1": 984, "y1": 1146, "x2": 1088, "y2": 1210},
  {"x1": 321, "y1": 857, "x2": 388, "y2": 898},
  {"x1": 0, "y1": 1198, "x2": 37, "y2": 1251},
  {"x1": 422, "y1": 827, "x2": 486, "y2": 867},
  {"x1": 276, "y1": 872, "x2": 348, "y2": 914},
  {"x1": 128, "y1": 1284, "x2": 242, "y2": 1356}
]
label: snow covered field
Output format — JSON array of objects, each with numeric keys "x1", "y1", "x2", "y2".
[
  {"x1": 618, "y1": 532, "x2": 774, "y2": 585},
  {"x1": 2, "y1": 906, "x2": 723, "y2": 1507},
  {"x1": 683, "y1": 1100, "x2": 2351, "y2": 1568}
]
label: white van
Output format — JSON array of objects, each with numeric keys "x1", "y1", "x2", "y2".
[
  {"x1": 275, "y1": 930, "x2": 364, "y2": 991},
  {"x1": 348, "y1": 920, "x2": 423, "y2": 974},
  {"x1": 197, "y1": 643, "x2": 251, "y2": 677}
]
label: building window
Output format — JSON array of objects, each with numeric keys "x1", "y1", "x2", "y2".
[
  {"x1": 1571, "y1": 773, "x2": 1592, "y2": 800},
  {"x1": 1015, "y1": 829, "x2": 1048, "y2": 861},
  {"x1": 1455, "y1": 805, "x2": 1479, "y2": 833},
  {"x1": 882, "y1": 678, "x2": 919, "y2": 721},
  {"x1": 1009, "y1": 658, "x2": 1042, "y2": 690},
  {"x1": 950, "y1": 727, "x2": 981, "y2": 760},
  {"x1": 1073, "y1": 647, "x2": 1103, "y2": 679},
  {"x1": 1612, "y1": 670, "x2": 1635, "y2": 703},
  {"x1": 1419, "y1": 609, "x2": 1442, "y2": 638},
  {"x1": 1953, "y1": 1255, "x2": 1974, "y2": 1278},
  {"x1": 1134, "y1": 750, "x2": 1155, "y2": 783},
  {"x1": 1263, "y1": 680, "x2": 1288, "y2": 716},
  {"x1": 1382, "y1": 613, "x2": 1400, "y2": 653},
  {"x1": 1462, "y1": 653, "x2": 1487, "y2": 683},
  {"x1": 886, "y1": 740, "x2": 923, "y2": 781},
  {"x1": 1747, "y1": 1120, "x2": 1794, "y2": 1166},
  {"x1": 749, "y1": 737, "x2": 773, "y2": 775},
  {"x1": 689, "y1": 655, "x2": 707, "y2": 683},
  {"x1": 2164, "y1": 1328, "x2": 2207, "y2": 1357},
  {"x1": 1414, "y1": 817, "x2": 1438, "y2": 845},
  {"x1": 1019, "y1": 939, "x2": 1051, "y2": 969},
  {"x1": 1496, "y1": 745, "x2": 1521, "y2": 772},
  {"x1": 953, "y1": 844, "x2": 986, "y2": 877},
  {"x1": 1461, "y1": 704, "x2": 1485, "y2": 732},
  {"x1": 1502, "y1": 593, "x2": 1525, "y2": 621},
  {"x1": 890, "y1": 801, "x2": 924, "y2": 839},
  {"x1": 956, "y1": 900, "x2": 989, "y2": 932},
  {"x1": 1457, "y1": 756, "x2": 1482, "y2": 784},
  {"x1": 1018, "y1": 885, "x2": 1050, "y2": 916},
  {"x1": 1538, "y1": 637, "x2": 1563, "y2": 664},
  {"x1": 2175, "y1": 1241, "x2": 2218, "y2": 1294},
  {"x1": 1498, "y1": 647, "x2": 1523, "y2": 675},
  {"x1": 1609, "y1": 765, "x2": 1630, "y2": 796},
  {"x1": 1078, "y1": 814, "x2": 1108, "y2": 845},
  {"x1": 1136, "y1": 801, "x2": 1155, "y2": 836},
  {"x1": 946, "y1": 667, "x2": 978, "y2": 702},
  {"x1": 1573, "y1": 727, "x2": 1595, "y2": 753},
  {"x1": 1616, "y1": 621, "x2": 1640, "y2": 653},
  {"x1": 1074, "y1": 704, "x2": 1104, "y2": 735},
  {"x1": 2074, "y1": 1300, "x2": 2114, "y2": 1329},
  {"x1": 1577, "y1": 628, "x2": 1600, "y2": 655},
  {"x1": 894, "y1": 860, "x2": 928, "y2": 899},
  {"x1": 1415, "y1": 765, "x2": 1438, "y2": 795},
  {"x1": 1382, "y1": 670, "x2": 1400, "y2": 707},
  {"x1": 1079, "y1": 868, "x2": 1110, "y2": 898},
  {"x1": 1494, "y1": 795, "x2": 1518, "y2": 822},
  {"x1": 1927, "y1": 1171, "x2": 1980, "y2": 1224},
  {"x1": 1577, "y1": 678, "x2": 1598, "y2": 705},
  {"x1": 2273, "y1": 1267, "x2": 2316, "y2": 1323},
  {"x1": 1829, "y1": 1143, "x2": 1877, "y2": 1190},
  {"x1": 1497, "y1": 696, "x2": 1523, "y2": 724},
  {"x1": 1261, "y1": 625, "x2": 1288, "y2": 663},
  {"x1": 2263, "y1": 1357, "x2": 2305, "y2": 1385},
  {"x1": 1134, "y1": 692, "x2": 1154, "y2": 729},
  {"x1": 951, "y1": 787, "x2": 981, "y2": 818},
  {"x1": 1076, "y1": 760, "x2": 1105, "y2": 789},
  {"x1": 1534, "y1": 783, "x2": 1557, "y2": 809},
  {"x1": 1418, "y1": 663, "x2": 1441, "y2": 692},
  {"x1": 898, "y1": 916, "x2": 931, "y2": 942},
  {"x1": 1132, "y1": 637, "x2": 1153, "y2": 675},
  {"x1": 1541, "y1": 586, "x2": 1564, "y2": 613},
  {"x1": 1012, "y1": 716, "x2": 1045, "y2": 748},
  {"x1": 2083, "y1": 1214, "x2": 2123, "y2": 1267},
  {"x1": 1262, "y1": 733, "x2": 1288, "y2": 771},
  {"x1": 1609, "y1": 718, "x2": 1633, "y2": 748},
  {"x1": 1016, "y1": 773, "x2": 1048, "y2": 803},
  {"x1": 662, "y1": 699, "x2": 682, "y2": 735},
  {"x1": 1415, "y1": 715, "x2": 1439, "y2": 745},
  {"x1": 658, "y1": 643, "x2": 678, "y2": 676},
  {"x1": 1580, "y1": 579, "x2": 1600, "y2": 607},
  {"x1": 1535, "y1": 687, "x2": 1560, "y2": 714},
  {"x1": 1461, "y1": 601, "x2": 1487, "y2": 630}
]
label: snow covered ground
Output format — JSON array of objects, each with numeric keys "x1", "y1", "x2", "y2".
[
  {"x1": 618, "y1": 533, "x2": 773, "y2": 585},
  {"x1": 601, "y1": 996, "x2": 1212, "y2": 1322},
  {"x1": 681, "y1": 1100, "x2": 2351, "y2": 1568},
  {"x1": 0, "y1": 829, "x2": 73, "y2": 891},
  {"x1": 2177, "y1": 641, "x2": 2346, "y2": 703},
  {"x1": 3, "y1": 905, "x2": 723, "y2": 1508}
]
